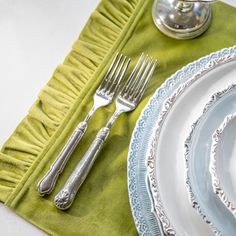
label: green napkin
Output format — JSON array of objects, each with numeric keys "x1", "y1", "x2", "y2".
[{"x1": 0, "y1": 0, "x2": 236, "y2": 235}]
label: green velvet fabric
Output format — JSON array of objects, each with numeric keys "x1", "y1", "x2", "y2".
[{"x1": 0, "y1": 0, "x2": 236, "y2": 235}]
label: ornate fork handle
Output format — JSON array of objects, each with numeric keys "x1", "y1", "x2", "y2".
[
  {"x1": 54, "y1": 127, "x2": 110, "y2": 210},
  {"x1": 38, "y1": 121, "x2": 87, "y2": 196},
  {"x1": 37, "y1": 53, "x2": 130, "y2": 196}
]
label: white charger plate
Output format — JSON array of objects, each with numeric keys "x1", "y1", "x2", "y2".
[
  {"x1": 185, "y1": 84, "x2": 236, "y2": 235},
  {"x1": 145, "y1": 47, "x2": 236, "y2": 236},
  {"x1": 210, "y1": 112, "x2": 236, "y2": 219},
  {"x1": 128, "y1": 45, "x2": 236, "y2": 236}
]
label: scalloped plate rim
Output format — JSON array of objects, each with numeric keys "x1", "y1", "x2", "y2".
[{"x1": 209, "y1": 112, "x2": 236, "y2": 218}]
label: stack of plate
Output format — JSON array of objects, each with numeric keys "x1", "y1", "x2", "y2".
[{"x1": 127, "y1": 45, "x2": 236, "y2": 236}]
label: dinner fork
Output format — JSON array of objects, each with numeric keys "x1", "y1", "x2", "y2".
[
  {"x1": 54, "y1": 53, "x2": 158, "y2": 210},
  {"x1": 37, "y1": 53, "x2": 131, "y2": 196}
]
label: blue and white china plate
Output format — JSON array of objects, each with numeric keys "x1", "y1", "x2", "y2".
[
  {"x1": 210, "y1": 112, "x2": 236, "y2": 219},
  {"x1": 127, "y1": 45, "x2": 236, "y2": 236},
  {"x1": 185, "y1": 85, "x2": 236, "y2": 236}
]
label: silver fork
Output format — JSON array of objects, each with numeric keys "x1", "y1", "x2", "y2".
[
  {"x1": 54, "y1": 53, "x2": 158, "y2": 210},
  {"x1": 37, "y1": 53, "x2": 131, "y2": 196}
]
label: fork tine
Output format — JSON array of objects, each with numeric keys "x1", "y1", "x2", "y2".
[
  {"x1": 112, "y1": 58, "x2": 131, "y2": 96},
  {"x1": 107, "y1": 56, "x2": 128, "y2": 93},
  {"x1": 131, "y1": 57, "x2": 154, "y2": 99},
  {"x1": 135, "y1": 59, "x2": 158, "y2": 102},
  {"x1": 98, "y1": 52, "x2": 120, "y2": 90},
  {"x1": 120, "y1": 53, "x2": 145, "y2": 95},
  {"x1": 109, "y1": 57, "x2": 131, "y2": 94},
  {"x1": 102, "y1": 54, "x2": 123, "y2": 91},
  {"x1": 125, "y1": 55, "x2": 149, "y2": 96}
]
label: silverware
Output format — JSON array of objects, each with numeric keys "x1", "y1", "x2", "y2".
[
  {"x1": 37, "y1": 52, "x2": 131, "y2": 196},
  {"x1": 54, "y1": 53, "x2": 158, "y2": 210}
]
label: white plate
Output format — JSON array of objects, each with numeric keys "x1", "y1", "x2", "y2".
[
  {"x1": 146, "y1": 51, "x2": 236, "y2": 235},
  {"x1": 210, "y1": 112, "x2": 236, "y2": 219},
  {"x1": 127, "y1": 46, "x2": 236, "y2": 236},
  {"x1": 185, "y1": 84, "x2": 236, "y2": 235}
]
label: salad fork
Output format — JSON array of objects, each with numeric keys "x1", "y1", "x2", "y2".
[
  {"x1": 38, "y1": 53, "x2": 131, "y2": 196},
  {"x1": 55, "y1": 53, "x2": 158, "y2": 210}
]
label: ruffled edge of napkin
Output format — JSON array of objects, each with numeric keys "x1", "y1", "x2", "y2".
[{"x1": 0, "y1": 0, "x2": 145, "y2": 205}]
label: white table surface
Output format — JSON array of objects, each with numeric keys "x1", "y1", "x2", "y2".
[{"x1": 0, "y1": 1, "x2": 99, "y2": 235}]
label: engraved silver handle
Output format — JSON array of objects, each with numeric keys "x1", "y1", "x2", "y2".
[
  {"x1": 37, "y1": 121, "x2": 87, "y2": 196},
  {"x1": 54, "y1": 127, "x2": 109, "y2": 210}
]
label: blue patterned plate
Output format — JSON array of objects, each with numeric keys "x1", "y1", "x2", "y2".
[
  {"x1": 185, "y1": 84, "x2": 236, "y2": 235},
  {"x1": 127, "y1": 45, "x2": 236, "y2": 236},
  {"x1": 210, "y1": 112, "x2": 236, "y2": 219}
]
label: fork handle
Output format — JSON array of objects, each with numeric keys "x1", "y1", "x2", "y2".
[
  {"x1": 37, "y1": 121, "x2": 88, "y2": 196},
  {"x1": 54, "y1": 127, "x2": 110, "y2": 210}
]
